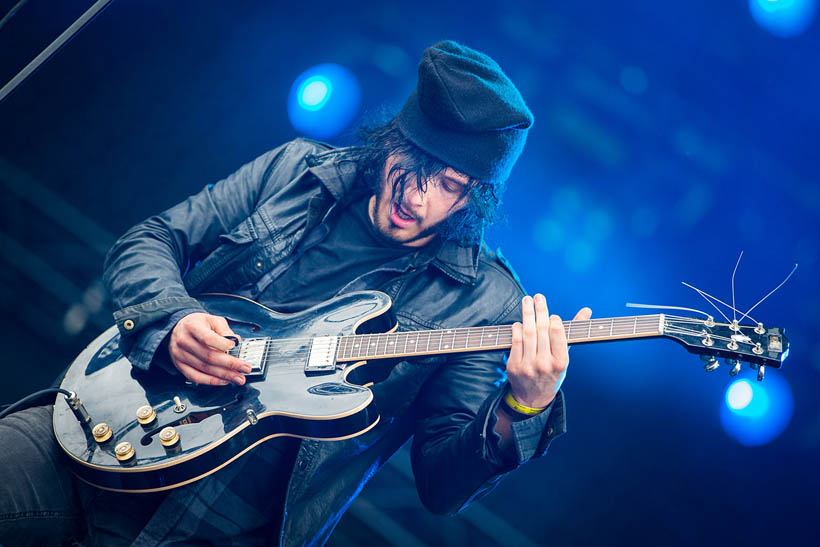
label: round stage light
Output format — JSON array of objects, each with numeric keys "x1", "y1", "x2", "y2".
[
  {"x1": 726, "y1": 379, "x2": 754, "y2": 411},
  {"x1": 288, "y1": 64, "x2": 361, "y2": 140},
  {"x1": 297, "y1": 76, "x2": 332, "y2": 111},
  {"x1": 749, "y1": 0, "x2": 818, "y2": 38},
  {"x1": 720, "y1": 374, "x2": 793, "y2": 446}
]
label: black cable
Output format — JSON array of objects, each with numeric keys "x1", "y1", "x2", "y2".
[
  {"x1": 0, "y1": 388, "x2": 73, "y2": 419},
  {"x1": 0, "y1": 0, "x2": 29, "y2": 31}
]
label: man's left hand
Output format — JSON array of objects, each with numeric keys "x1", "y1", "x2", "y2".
[{"x1": 506, "y1": 294, "x2": 592, "y2": 409}]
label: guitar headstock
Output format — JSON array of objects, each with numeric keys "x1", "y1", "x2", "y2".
[{"x1": 661, "y1": 315, "x2": 788, "y2": 379}]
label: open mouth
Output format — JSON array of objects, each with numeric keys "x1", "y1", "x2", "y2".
[
  {"x1": 390, "y1": 202, "x2": 417, "y2": 227},
  {"x1": 395, "y1": 203, "x2": 414, "y2": 221}
]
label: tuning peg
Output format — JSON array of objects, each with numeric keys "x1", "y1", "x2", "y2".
[
  {"x1": 757, "y1": 365, "x2": 765, "y2": 382},
  {"x1": 702, "y1": 355, "x2": 719, "y2": 372},
  {"x1": 726, "y1": 359, "x2": 741, "y2": 377}
]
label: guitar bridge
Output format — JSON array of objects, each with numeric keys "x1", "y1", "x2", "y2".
[{"x1": 305, "y1": 336, "x2": 338, "y2": 373}]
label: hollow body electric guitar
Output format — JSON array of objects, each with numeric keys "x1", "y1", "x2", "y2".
[{"x1": 53, "y1": 291, "x2": 788, "y2": 493}]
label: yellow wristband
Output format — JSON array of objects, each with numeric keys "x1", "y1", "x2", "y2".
[{"x1": 503, "y1": 390, "x2": 547, "y2": 416}]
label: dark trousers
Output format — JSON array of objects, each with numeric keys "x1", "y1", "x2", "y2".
[{"x1": 0, "y1": 405, "x2": 165, "y2": 546}]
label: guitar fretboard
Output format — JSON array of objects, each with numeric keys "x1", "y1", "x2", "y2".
[{"x1": 335, "y1": 314, "x2": 663, "y2": 362}]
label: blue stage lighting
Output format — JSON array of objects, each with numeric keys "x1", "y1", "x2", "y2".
[
  {"x1": 749, "y1": 0, "x2": 818, "y2": 38},
  {"x1": 297, "y1": 76, "x2": 332, "y2": 111},
  {"x1": 288, "y1": 64, "x2": 361, "y2": 140},
  {"x1": 720, "y1": 374, "x2": 793, "y2": 446}
]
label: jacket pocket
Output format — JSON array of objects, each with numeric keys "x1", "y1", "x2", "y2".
[
  {"x1": 217, "y1": 218, "x2": 256, "y2": 245},
  {"x1": 184, "y1": 220, "x2": 258, "y2": 293}
]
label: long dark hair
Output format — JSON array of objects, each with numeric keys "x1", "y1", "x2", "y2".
[{"x1": 343, "y1": 118, "x2": 504, "y2": 246}]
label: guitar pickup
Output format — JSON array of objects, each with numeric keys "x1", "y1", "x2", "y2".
[
  {"x1": 305, "y1": 336, "x2": 338, "y2": 373},
  {"x1": 234, "y1": 338, "x2": 269, "y2": 377}
]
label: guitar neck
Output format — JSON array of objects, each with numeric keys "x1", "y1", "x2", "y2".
[{"x1": 335, "y1": 314, "x2": 665, "y2": 362}]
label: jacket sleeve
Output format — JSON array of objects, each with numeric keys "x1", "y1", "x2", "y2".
[
  {"x1": 409, "y1": 296, "x2": 567, "y2": 515},
  {"x1": 102, "y1": 141, "x2": 295, "y2": 370}
]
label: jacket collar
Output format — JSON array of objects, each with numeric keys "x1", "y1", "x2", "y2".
[{"x1": 306, "y1": 146, "x2": 480, "y2": 285}]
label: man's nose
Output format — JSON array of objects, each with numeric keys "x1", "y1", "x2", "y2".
[{"x1": 404, "y1": 183, "x2": 426, "y2": 207}]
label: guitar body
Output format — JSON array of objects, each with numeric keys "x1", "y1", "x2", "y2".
[{"x1": 53, "y1": 291, "x2": 394, "y2": 493}]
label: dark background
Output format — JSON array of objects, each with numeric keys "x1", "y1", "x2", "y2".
[{"x1": 1, "y1": 1, "x2": 818, "y2": 545}]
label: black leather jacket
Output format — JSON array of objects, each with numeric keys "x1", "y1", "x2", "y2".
[{"x1": 103, "y1": 138, "x2": 566, "y2": 545}]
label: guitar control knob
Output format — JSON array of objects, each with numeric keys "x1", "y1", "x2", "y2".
[
  {"x1": 757, "y1": 365, "x2": 766, "y2": 382},
  {"x1": 159, "y1": 426, "x2": 180, "y2": 448},
  {"x1": 727, "y1": 360, "x2": 741, "y2": 377},
  {"x1": 114, "y1": 441, "x2": 135, "y2": 463},
  {"x1": 136, "y1": 405, "x2": 157, "y2": 426},
  {"x1": 92, "y1": 422, "x2": 112, "y2": 443}
]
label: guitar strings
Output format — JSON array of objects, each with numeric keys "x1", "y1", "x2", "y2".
[
  {"x1": 731, "y1": 251, "x2": 743, "y2": 323},
  {"x1": 229, "y1": 314, "x2": 768, "y2": 370},
  {"x1": 232, "y1": 314, "x2": 750, "y2": 358},
  {"x1": 232, "y1": 316, "x2": 665, "y2": 363},
  {"x1": 736, "y1": 263, "x2": 797, "y2": 324},
  {"x1": 681, "y1": 282, "x2": 735, "y2": 324},
  {"x1": 230, "y1": 315, "x2": 663, "y2": 347}
]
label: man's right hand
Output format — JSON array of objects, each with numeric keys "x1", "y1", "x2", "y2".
[{"x1": 167, "y1": 312, "x2": 251, "y2": 386}]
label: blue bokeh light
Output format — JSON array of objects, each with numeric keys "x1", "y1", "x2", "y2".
[
  {"x1": 298, "y1": 77, "x2": 332, "y2": 111},
  {"x1": 749, "y1": 0, "x2": 818, "y2": 37},
  {"x1": 287, "y1": 64, "x2": 361, "y2": 139},
  {"x1": 727, "y1": 380, "x2": 754, "y2": 411},
  {"x1": 720, "y1": 374, "x2": 793, "y2": 446}
]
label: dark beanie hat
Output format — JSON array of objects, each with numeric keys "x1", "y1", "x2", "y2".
[{"x1": 396, "y1": 40, "x2": 533, "y2": 183}]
